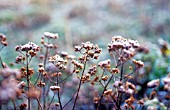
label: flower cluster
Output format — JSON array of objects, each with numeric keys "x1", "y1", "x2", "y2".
[
  {"x1": 124, "y1": 96, "x2": 135, "y2": 109},
  {"x1": 75, "y1": 41, "x2": 102, "y2": 62},
  {"x1": 71, "y1": 60, "x2": 83, "y2": 73},
  {"x1": 41, "y1": 32, "x2": 58, "y2": 48},
  {"x1": 113, "y1": 81, "x2": 136, "y2": 95},
  {"x1": 49, "y1": 54, "x2": 67, "y2": 70},
  {"x1": 44, "y1": 32, "x2": 59, "y2": 39},
  {"x1": 108, "y1": 36, "x2": 140, "y2": 59},
  {"x1": 88, "y1": 65, "x2": 97, "y2": 76},
  {"x1": 132, "y1": 59, "x2": 144, "y2": 68},
  {"x1": 0, "y1": 34, "x2": 7, "y2": 46},
  {"x1": 20, "y1": 67, "x2": 34, "y2": 77},
  {"x1": 98, "y1": 59, "x2": 111, "y2": 71},
  {"x1": 108, "y1": 36, "x2": 139, "y2": 52},
  {"x1": 147, "y1": 79, "x2": 160, "y2": 88},
  {"x1": 81, "y1": 73, "x2": 91, "y2": 83},
  {"x1": 15, "y1": 42, "x2": 40, "y2": 53},
  {"x1": 50, "y1": 85, "x2": 60, "y2": 92}
]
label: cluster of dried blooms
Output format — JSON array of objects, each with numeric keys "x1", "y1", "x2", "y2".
[
  {"x1": 108, "y1": 36, "x2": 140, "y2": 62},
  {"x1": 15, "y1": 42, "x2": 40, "y2": 63},
  {"x1": 0, "y1": 34, "x2": 7, "y2": 47},
  {"x1": 75, "y1": 41, "x2": 102, "y2": 62},
  {"x1": 41, "y1": 32, "x2": 58, "y2": 48},
  {"x1": 3, "y1": 33, "x2": 170, "y2": 110},
  {"x1": 16, "y1": 42, "x2": 40, "y2": 53},
  {"x1": 49, "y1": 54, "x2": 67, "y2": 70}
]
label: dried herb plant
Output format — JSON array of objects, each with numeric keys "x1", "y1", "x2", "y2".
[{"x1": 1, "y1": 33, "x2": 169, "y2": 110}]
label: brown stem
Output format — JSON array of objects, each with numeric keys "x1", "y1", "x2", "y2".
[
  {"x1": 57, "y1": 72, "x2": 62, "y2": 110},
  {"x1": 72, "y1": 60, "x2": 87, "y2": 110},
  {"x1": 116, "y1": 63, "x2": 124, "y2": 110},
  {"x1": 97, "y1": 75, "x2": 114, "y2": 109},
  {"x1": 0, "y1": 56, "x2": 5, "y2": 68},
  {"x1": 0, "y1": 100, "x2": 2, "y2": 110},
  {"x1": 36, "y1": 98, "x2": 43, "y2": 110},
  {"x1": 62, "y1": 93, "x2": 76, "y2": 109},
  {"x1": 43, "y1": 46, "x2": 49, "y2": 109},
  {"x1": 12, "y1": 99, "x2": 16, "y2": 110},
  {"x1": 47, "y1": 92, "x2": 56, "y2": 110},
  {"x1": 26, "y1": 53, "x2": 31, "y2": 110}
]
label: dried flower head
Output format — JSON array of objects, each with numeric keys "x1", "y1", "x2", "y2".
[
  {"x1": 0, "y1": 34, "x2": 8, "y2": 46},
  {"x1": 103, "y1": 89, "x2": 112, "y2": 96},
  {"x1": 147, "y1": 79, "x2": 160, "y2": 88},
  {"x1": 44, "y1": 32, "x2": 59, "y2": 39},
  {"x1": 16, "y1": 42, "x2": 40, "y2": 53},
  {"x1": 38, "y1": 81, "x2": 46, "y2": 87},
  {"x1": 98, "y1": 59, "x2": 111, "y2": 71},
  {"x1": 71, "y1": 60, "x2": 83, "y2": 69},
  {"x1": 88, "y1": 65, "x2": 97, "y2": 76},
  {"x1": 75, "y1": 42, "x2": 102, "y2": 62},
  {"x1": 50, "y1": 86, "x2": 60, "y2": 92},
  {"x1": 19, "y1": 103, "x2": 27, "y2": 110},
  {"x1": 125, "y1": 82, "x2": 136, "y2": 95},
  {"x1": 111, "y1": 68, "x2": 120, "y2": 74},
  {"x1": 49, "y1": 54, "x2": 67, "y2": 70},
  {"x1": 17, "y1": 81, "x2": 26, "y2": 89},
  {"x1": 132, "y1": 59, "x2": 144, "y2": 68}
]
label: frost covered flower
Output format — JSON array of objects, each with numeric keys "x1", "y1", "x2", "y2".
[
  {"x1": 50, "y1": 86, "x2": 60, "y2": 92},
  {"x1": 147, "y1": 79, "x2": 160, "y2": 88}
]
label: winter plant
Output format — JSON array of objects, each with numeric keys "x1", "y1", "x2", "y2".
[{"x1": 0, "y1": 33, "x2": 169, "y2": 110}]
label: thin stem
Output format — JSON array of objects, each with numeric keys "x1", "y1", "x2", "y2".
[
  {"x1": 34, "y1": 72, "x2": 41, "y2": 85},
  {"x1": 72, "y1": 59, "x2": 87, "y2": 110},
  {"x1": 43, "y1": 41, "x2": 49, "y2": 109},
  {"x1": 123, "y1": 67, "x2": 138, "y2": 80},
  {"x1": 120, "y1": 63, "x2": 123, "y2": 81},
  {"x1": 47, "y1": 92, "x2": 56, "y2": 110},
  {"x1": 97, "y1": 75, "x2": 114, "y2": 109},
  {"x1": 26, "y1": 53, "x2": 31, "y2": 110},
  {"x1": 0, "y1": 56, "x2": 5, "y2": 68},
  {"x1": 116, "y1": 63, "x2": 124, "y2": 110},
  {"x1": 62, "y1": 93, "x2": 76, "y2": 109},
  {"x1": 36, "y1": 98, "x2": 43, "y2": 110},
  {"x1": 59, "y1": 73, "x2": 73, "y2": 84},
  {"x1": 0, "y1": 100, "x2": 2, "y2": 110},
  {"x1": 57, "y1": 72, "x2": 62, "y2": 110},
  {"x1": 12, "y1": 99, "x2": 16, "y2": 110},
  {"x1": 0, "y1": 46, "x2": 4, "y2": 51}
]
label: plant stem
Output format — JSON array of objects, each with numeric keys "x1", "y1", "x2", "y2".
[
  {"x1": 43, "y1": 46, "x2": 49, "y2": 109},
  {"x1": 0, "y1": 100, "x2": 2, "y2": 110},
  {"x1": 36, "y1": 98, "x2": 43, "y2": 110},
  {"x1": 47, "y1": 92, "x2": 56, "y2": 110},
  {"x1": 12, "y1": 99, "x2": 16, "y2": 110},
  {"x1": 0, "y1": 56, "x2": 5, "y2": 68},
  {"x1": 97, "y1": 75, "x2": 113, "y2": 109},
  {"x1": 116, "y1": 63, "x2": 124, "y2": 110},
  {"x1": 57, "y1": 72, "x2": 62, "y2": 110},
  {"x1": 26, "y1": 53, "x2": 31, "y2": 110},
  {"x1": 72, "y1": 60, "x2": 87, "y2": 110}
]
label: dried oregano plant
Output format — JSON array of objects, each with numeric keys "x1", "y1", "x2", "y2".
[{"x1": 1, "y1": 33, "x2": 168, "y2": 110}]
